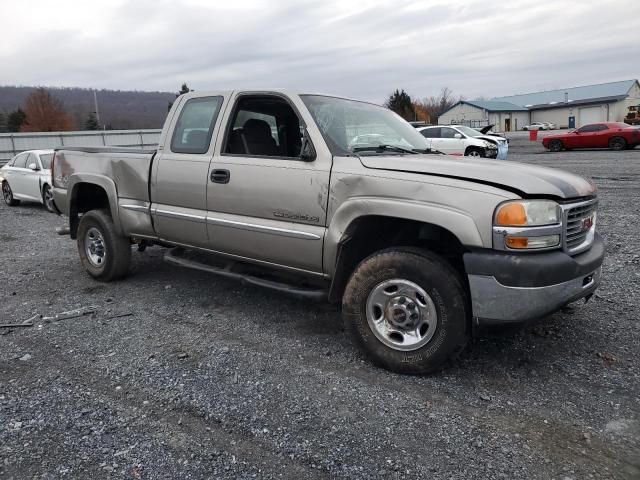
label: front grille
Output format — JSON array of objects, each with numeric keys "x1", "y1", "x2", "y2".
[{"x1": 564, "y1": 201, "x2": 597, "y2": 253}]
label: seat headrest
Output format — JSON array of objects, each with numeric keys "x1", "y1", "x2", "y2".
[{"x1": 243, "y1": 119, "x2": 273, "y2": 139}]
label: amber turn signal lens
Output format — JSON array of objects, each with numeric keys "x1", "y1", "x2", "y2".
[
  {"x1": 505, "y1": 236, "x2": 528, "y2": 248},
  {"x1": 495, "y1": 203, "x2": 527, "y2": 226}
]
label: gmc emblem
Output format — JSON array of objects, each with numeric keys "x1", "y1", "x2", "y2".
[{"x1": 582, "y1": 216, "x2": 594, "y2": 231}]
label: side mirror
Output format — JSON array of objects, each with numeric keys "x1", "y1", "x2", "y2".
[
  {"x1": 28, "y1": 163, "x2": 40, "y2": 171},
  {"x1": 300, "y1": 132, "x2": 316, "y2": 162},
  {"x1": 573, "y1": 130, "x2": 580, "y2": 134},
  {"x1": 454, "y1": 133, "x2": 462, "y2": 139}
]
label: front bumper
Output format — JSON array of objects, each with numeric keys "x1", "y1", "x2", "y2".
[{"x1": 464, "y1": 233, "x2": 604, "y2": 324}]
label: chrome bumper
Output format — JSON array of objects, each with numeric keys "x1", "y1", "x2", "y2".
[{"x1": 468, "y1": 266, "x2": 601, "y2": 324}]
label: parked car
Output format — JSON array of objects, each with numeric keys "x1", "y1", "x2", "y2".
[
  {"x1": 523, "y1": 122, "x2": 548, "y2": 131},
  {"x1": 51, "y1": 90, "x2": 603, "y2": 374},
  {"x1": 418, "y1": 125, "x2": 508, "y2": 159},
  {"x1": 1, "y1": 149, "x2": 56, "y2": 212},
  {"x1": 542, "y1": 122, "x2": 557, "y2": 130},
  {"x1": 542, "y1": 122, "x2": 640, "y2": 152}
]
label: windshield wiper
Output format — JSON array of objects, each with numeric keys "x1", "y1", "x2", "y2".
[
  {"x1": 352, "y1": 144, "x2": 418, "y2": 154},
  {"x1": 411, "y1": 147, "x2": 445, "y2": 155}
]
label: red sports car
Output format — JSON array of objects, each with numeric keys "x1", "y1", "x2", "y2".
[{"x1": 542, "y1": 122, "x2": 640, "y2": 152}]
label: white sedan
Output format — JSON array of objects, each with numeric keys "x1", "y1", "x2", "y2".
[
  {"x1": 417, "y1": 125, "x2": 508, "y2": 159},
  {"x1": 1, "y1": 149, "x2": 57, "y2": 212},
  {"x1": 522, "y1": 122, "x2": 548, "y2": 131}
]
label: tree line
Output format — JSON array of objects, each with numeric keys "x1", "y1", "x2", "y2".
[
  {"x1": 0, "y1": 88, "x2": 100, "y2": 133},
  {"x1": 384, "y1": 87, "x2": 463, "y2": 124},
  {"x1": 0, "y1": 83, "x2": 457, "y2": 133}
]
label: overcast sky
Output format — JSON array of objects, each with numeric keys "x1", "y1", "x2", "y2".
[{"x1": 2, "y1": 0, "x2": 639, "y2": 103}]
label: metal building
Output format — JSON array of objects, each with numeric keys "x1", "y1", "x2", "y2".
[{"x1": 439, "y1": 79, "x2": 640, "y2": 131}]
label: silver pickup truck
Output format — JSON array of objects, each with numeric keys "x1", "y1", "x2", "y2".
[{"x1": 51, "y1": 90, "x2": 604, "y2": 374}]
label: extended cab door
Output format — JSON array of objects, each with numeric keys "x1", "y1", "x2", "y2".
[
  {"x1": 205, "y1": 92, "x2": 330, "y2": 275},
  {"x1": 150, "y1": 93, "x2": 229, "y2": 248}
]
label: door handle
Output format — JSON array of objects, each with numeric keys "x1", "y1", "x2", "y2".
[{"x1": 210, "y1": 169, "x2": 230, "y2": 184}]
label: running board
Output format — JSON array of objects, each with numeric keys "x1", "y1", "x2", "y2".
[{"x1": 164, "y1": 248, "x2": 328, "y2": 301}]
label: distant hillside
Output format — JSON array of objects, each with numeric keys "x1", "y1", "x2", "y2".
[{"x1": 0, "y1": 86, "x2": 175, "y2": 130}]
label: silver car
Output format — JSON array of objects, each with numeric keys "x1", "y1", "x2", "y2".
[{"x1": 0, "y1": 149, "x2": 56, "y2": 212}]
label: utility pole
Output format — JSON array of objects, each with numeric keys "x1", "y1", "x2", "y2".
[{"x1": 93, "y1": 89, "x2": 101, "y2": 128}]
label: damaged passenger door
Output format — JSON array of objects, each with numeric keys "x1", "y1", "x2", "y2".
[{"x1": 205, "y1": 92, "x2": 330, "y2": 275}]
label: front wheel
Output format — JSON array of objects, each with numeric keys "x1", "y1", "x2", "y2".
[
  {"x1": 342, "y1": 248, "x2": 469, "y2": 374},
  {"x1": 548, "y1": 139, "x2": 563, "y2": 152},
  {"x1": 465, "y1": 147, "x2": 483, "y2": 158},
  {"x1": 42, "y1": 185, "x2": 56, "y2": 213},
  {"x1": 77, "y1": 209, "x2": 131, "y2": 281},
  {"x1": 608, "y1": 136, "x2": 626, "y2": 151},
  {"x1": 2, "y1": 181, "x2": 20, "y2": 206}
]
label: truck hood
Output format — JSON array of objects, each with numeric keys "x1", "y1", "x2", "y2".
[{"x1": 358, "y1": 154, "x2": 595, "y2": 199}]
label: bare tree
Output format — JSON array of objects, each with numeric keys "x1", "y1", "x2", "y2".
[
  {"x1": 20, "y1": 88, "x2": 74, "y2": 132},
  {"x1": 416, "y1": 87, "x2": 463, "y2": 124}
]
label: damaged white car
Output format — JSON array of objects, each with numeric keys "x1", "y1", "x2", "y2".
[{"x1": 418, "y1": 125, "x2": 509, "y2": 159}]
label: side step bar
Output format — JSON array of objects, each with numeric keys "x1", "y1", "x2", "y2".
[{"x1": 164, "y1": 248, "x2": 328, "y2": 301}]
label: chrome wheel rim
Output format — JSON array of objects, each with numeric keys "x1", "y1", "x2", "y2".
[
  {"x1": 44, "y1": 187, "x2": 54, "y2": 210},
  {"x1": 366, "y1": 279, "x2": 438, "y2": 351},
  {"x1": 2, "y1": 183, "x2": 12, "y2": 203},
  {"x1": 85, "y1": 227, "x2": 106, "y2": 268},
  {"x1": 468, "y1": 150, "x2": 481, "y2": 157}
]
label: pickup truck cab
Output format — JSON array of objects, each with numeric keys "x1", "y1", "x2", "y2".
[{"x1": 52, "y1": 90, "x2": 604, "y2": 374}]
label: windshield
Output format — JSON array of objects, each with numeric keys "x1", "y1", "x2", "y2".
[
  {"x1": 39, "y1": 153, "x2": 54, "y2": 169},
  {"x1": 300, "y1": 95, "x2": 432, "y2": 155},
  {"x1": 454, "y1": 126, "x2": 484, "y2": 137}
]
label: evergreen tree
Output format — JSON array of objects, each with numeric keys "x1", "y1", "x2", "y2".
[
  {"x1": 6, "y1": 109, "x2": 27, "y2": 132},
  {"x1": 168, "y1": 83, "x2": 192, "y2": 111},
  {"x1": 84, "y1": 112, "x2": 99, "y2": 130},
  {"x1": 0, "y1": 111, "x2": 6, "y2": 133},
  {"x1": 384, "y1": 89, "x2": 415, "y2": 121}
]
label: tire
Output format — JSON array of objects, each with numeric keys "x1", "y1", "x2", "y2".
[
  {"x1": 42, "y1": 184, "x2": 56, "y2": 213},
  {"x1": 77, "y1": 209, "x2": 131, "y2": 281},
  {"x1": 2, "y1": 181, "x2": 20, "y2": 206},
  {"x1": 608, "y1": 136, "x2": 626, "y2": 151},
  {"x1": 342, "y1": 248, "x2": 469, "y2": 374},
  {"x1": 465, "y1": 147, "x2": 483, "y2": 158},
  {"x1": 548, "y1": 139, "x2": 563, "y2": 152}
]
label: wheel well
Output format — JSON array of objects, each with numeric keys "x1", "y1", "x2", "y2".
[
  {"x1": 69, "y1": 183, "x2": 110, "y2": 239},
  {"x1": 465, "y1": 146, "x2": 482, "y2": 155},
  {"x1": 328, "y1": 216, "x2": 468, "y2": 303}
]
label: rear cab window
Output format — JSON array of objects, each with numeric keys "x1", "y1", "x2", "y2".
[{"x1": 170, "y1": 96, "x2": 223, "y2": 154}]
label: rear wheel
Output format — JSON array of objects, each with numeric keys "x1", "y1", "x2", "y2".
[
  {"x1": 2, "y1": 181, "x2": 20, "y2": 206},
  {"x1": 42, "y1": 184, "x2": 56, "y2": 213},
  {"x1": 77, "y1": 209, "x2": 131, "y2": 281},
  {"x1": 548, "y1": 139, "x2": 563, "y2": 152},
  {"x1": 465, "y1": 147, "x2": 483, "y2": 157},
  {"x1": 608, "y1": 136, "x2": 626, "y2": 151},
  {"x1": 342, "y1": 248, "x2": 469, "y2": 374}
]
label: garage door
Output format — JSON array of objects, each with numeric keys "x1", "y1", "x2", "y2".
[{"x1": 579, "y1": 106, "x2": 604, "y2": 126}]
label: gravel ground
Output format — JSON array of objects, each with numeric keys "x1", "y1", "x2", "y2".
[{"x1": 1, "y1": 139, "x2": 639, "y2": 479}]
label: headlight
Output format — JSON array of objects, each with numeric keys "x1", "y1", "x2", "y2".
[
  {"x1": 493, "y1": 200, "x2": 562, "y2": 251},
  {"x1": 494, "y1": 200, "x2": 560, "y2": 226}
]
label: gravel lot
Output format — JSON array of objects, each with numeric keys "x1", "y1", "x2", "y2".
[{"x1": 1, "y1": 138, "x2": 639, "y2": 479}]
